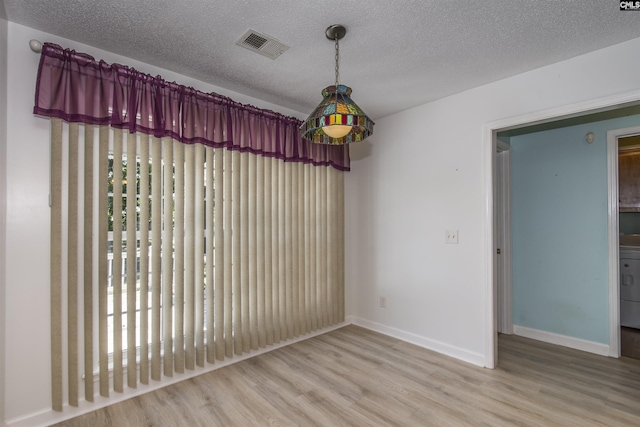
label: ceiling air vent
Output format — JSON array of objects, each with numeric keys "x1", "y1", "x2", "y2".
[{"x1": 235, "y1": 29, "x2": 289, "y2": 60}]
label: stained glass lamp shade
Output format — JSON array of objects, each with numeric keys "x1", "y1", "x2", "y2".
[
  {"x1": 300, "y1": 24, "x2": 375, "y2": 145},
  {"x1": 300, "y1": 84, "x2": 374, "y2": 145}
]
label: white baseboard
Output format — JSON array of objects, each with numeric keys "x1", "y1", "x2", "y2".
[
  {"x1": 513, "y1": 325, "x2": 610, "y2": 356},
  {"x1": 347, "y1": 315, "x2": 485, "y2": 367},
  {"x1": 6, "y1": 322, "x2": 349, "y2": 427}
]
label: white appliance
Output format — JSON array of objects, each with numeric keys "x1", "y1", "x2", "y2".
[{"x1": 620, "y1": 245, "x2": 640, "y2": 329}]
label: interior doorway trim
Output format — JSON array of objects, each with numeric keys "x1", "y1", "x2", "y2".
[
  {"x1": 607, "y1": 125, "x2": 640, "y2": 358},
  {"x1": 482, "y1": 89, "x2": 640, "y2": 368}
]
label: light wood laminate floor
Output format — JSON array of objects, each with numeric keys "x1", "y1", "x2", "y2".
[{"x1": 52, "y1": 325, "x2": 640, "y2": 426}]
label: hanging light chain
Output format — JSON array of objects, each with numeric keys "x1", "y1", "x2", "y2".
[{"x1": 334, "y1": 35, "x2": 340, "y2": 88}]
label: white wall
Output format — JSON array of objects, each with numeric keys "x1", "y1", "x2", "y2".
[
  {"x1": 0, "y1": 14, "x2": 8, "y2": 427},
  {"x1": 345, "y1": 36, "x2": 640, "y2": 365},
  {"x1": 3, "y1": 22, "x2": 305, "y2": 425}
]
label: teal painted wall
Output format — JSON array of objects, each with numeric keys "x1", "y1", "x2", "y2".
[{"x1": 510, "y1": 114, "x2": 640, "y2": 344}]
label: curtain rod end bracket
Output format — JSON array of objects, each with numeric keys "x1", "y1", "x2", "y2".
[{"x1": 29, "y1": 39, "x2": 43, "y2": 53}]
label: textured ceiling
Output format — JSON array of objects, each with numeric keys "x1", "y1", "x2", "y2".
[{"x1": 4, "y1": 1, "x2": 640, "y2": 120}]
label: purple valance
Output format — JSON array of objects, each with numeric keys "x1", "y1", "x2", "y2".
[{"x1": 33, "y1": 43, "x2": 350, "y2": 171}]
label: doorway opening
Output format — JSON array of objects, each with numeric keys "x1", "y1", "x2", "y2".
[
  {"x1": 484, "y1": 95, "x2": 640, "y2": 369},
  {"x1": 616, "y1": 134, "x2": 640, "y2": 359}
]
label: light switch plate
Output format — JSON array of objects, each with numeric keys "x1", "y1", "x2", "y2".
[{"x1": 446, "y1": 230, "x2": 459, "y2": 244}]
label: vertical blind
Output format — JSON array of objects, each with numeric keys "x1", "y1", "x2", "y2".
[{"x1": 49, "y1": 119, "x2": 345, "y2": 411}]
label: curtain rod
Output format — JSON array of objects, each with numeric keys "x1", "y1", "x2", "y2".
[{"x1": 29, "y1": 39, "x2": 42, "y2": 53}]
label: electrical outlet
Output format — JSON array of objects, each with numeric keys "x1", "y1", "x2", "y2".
[
  {"x1": 379, "y1": 296, "x2": 387, "y2": 308},
  {"x1": 446, "y1": 229, "x2": 459, "y2": 244}
]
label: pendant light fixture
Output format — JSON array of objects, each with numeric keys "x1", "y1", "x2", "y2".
[{"x1": 300, "y1": 24, "x2": 374, "y2": 145}]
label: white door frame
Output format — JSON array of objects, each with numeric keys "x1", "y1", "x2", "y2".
[
  {"x1": 607, "y1": 126, "x2": 640, "y2": 357},
  {"x1": 482, "y1": 89, "x2": 640, "y2": 368}
]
